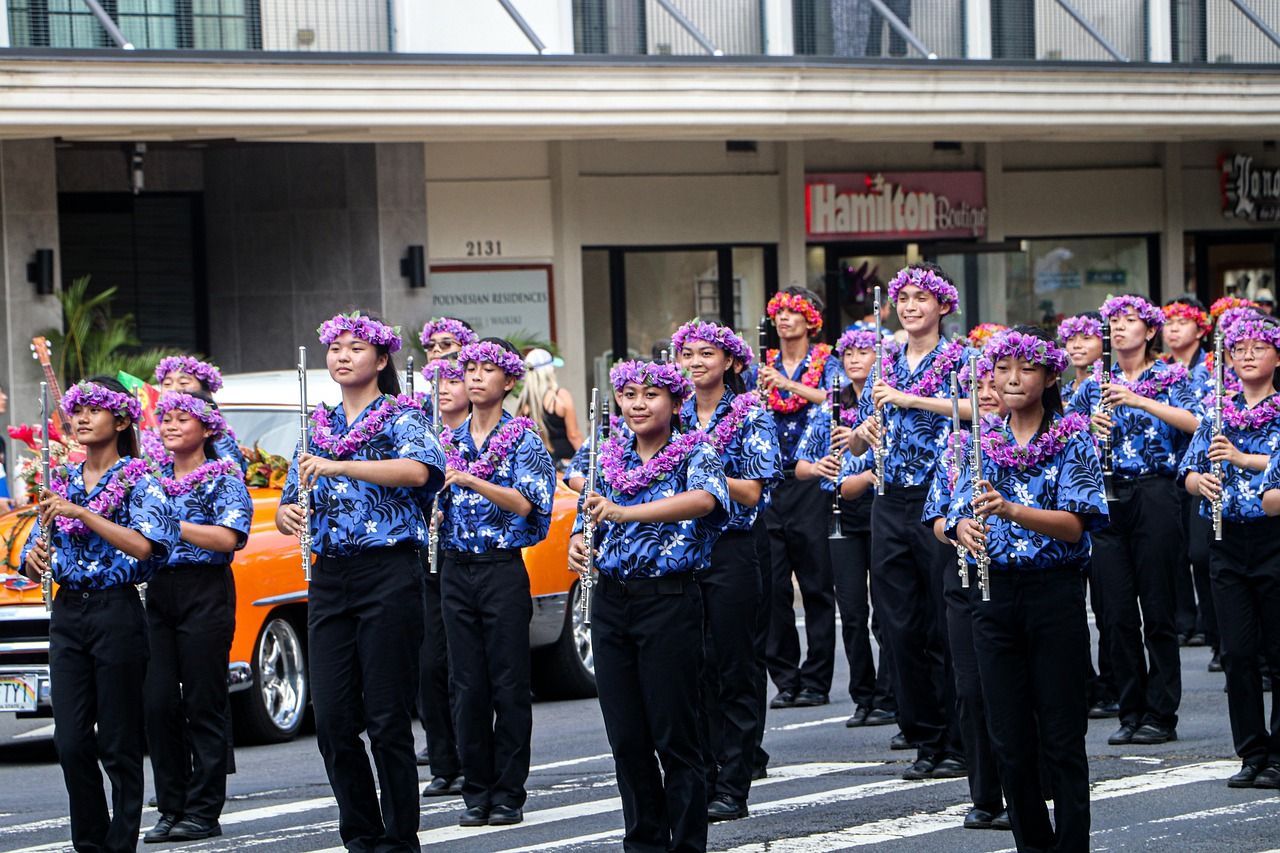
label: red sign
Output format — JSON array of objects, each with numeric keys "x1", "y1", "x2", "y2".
[{"x1": 806, "y1": 172, "x2": 988, "y2": 241}]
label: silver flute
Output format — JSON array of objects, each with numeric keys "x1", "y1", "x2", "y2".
[
  {"x1": 1099, "y1": 317, "x2": 1116, "y2": 501},
  {"x1": 577, "y1": 388, "x2": 603, "y2": 625},
  {"x1": 428, "y1": 362, "x2": 443, "y2": 575},
  {"x1": 38, "y1": 382, "x2": 54, "y2": 612},
  {"x1": 872, "y1": 285, "x2": 886, "y2": 496},
  {"x1": 405, "y1": 354, "x2": 415, "y2": 395},
  {"x1": 1211, "y1": 329, "x2": 1225, "y2": 542},
  {"x1": 828, "y1": 379, "x2": 845, "y2": 540},
  {"x1": 969, "y1": 355, "x2": 990, "y2": 602},
  {"x1": 297, "y1": 346, "x2": 313, "y2": 583},
  {"x1": 950, "y1": 371, "x2": 969, "y2": 589}
]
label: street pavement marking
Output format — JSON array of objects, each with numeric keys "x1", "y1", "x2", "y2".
[
  {"x1": 529, "y1": 752, "x2": 614, "y2": 772},
  {"x1": 13, "y1": 724, "x2": 55, "y2": 740},
  {"x1": 767, "y1": 715, "x2": 848, "y2": 732}
]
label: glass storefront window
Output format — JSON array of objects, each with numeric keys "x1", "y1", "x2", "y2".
[{"x1": 1011, "y1": 236, "x2": 1153, "y2": 327}]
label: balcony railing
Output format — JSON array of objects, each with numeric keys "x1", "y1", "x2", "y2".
[{"x1": 3, "y1": 0, "x2": 1278, "y2": 64}]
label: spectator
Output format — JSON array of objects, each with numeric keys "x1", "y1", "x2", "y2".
[{"x1": 515, "y1": 348, "x2": 583, "y2": 469}]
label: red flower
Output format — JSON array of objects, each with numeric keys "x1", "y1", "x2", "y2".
[{"x1": 7, "y1": 423, "x2": 38, "y2": 450}]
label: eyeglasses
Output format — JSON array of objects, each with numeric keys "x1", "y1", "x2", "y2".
[
  {"x1": 1230, "y1": 344, "x2": 1273, "y2": 359},
  {"x1": 426, "y1": 338, "x2": 458, "y2": 353}
]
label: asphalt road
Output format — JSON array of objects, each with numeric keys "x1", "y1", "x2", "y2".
[{"x1": 1, "y1": 621, "x2": 1278, "y2": 852}]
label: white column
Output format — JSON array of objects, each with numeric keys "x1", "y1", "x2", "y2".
[
  {"x1": 982, "y1": 142, "x2": 1009, "y2": 324},
  {"x1": 762, "y1": 0, "x2": 795, "y2": 55},
  {"x1": 1148, "y1": 0, "x2": 1173, "y2": 62},
  {"x1": 777, "y1": 141, "x2": 807, "y2": 288},
  {"x1": 550, "y1": 141, "x2": 588, "y2": 403},
  {"x1": 963, "y1": 0, "x2": 992, "y2": 59},
  {"x1": 1160, "y1": 142, "x2": 1185, "y2": 301}
]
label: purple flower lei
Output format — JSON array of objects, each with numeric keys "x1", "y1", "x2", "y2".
[
  {"x1": 1102, "y1": 361, "x2": 1188, "y2": 400},
  {"x1": 317, "y1": 312, "x2": 403, "y2": 353},
  {"x1": 419, "y1": 317, "x2": 478, "y2": 349},
  {"x1": 1101, "y1": 295, "x2": 1165, "y2": 330},
  {"x1": 140, "y1": 428, "x2": 171, "y2": 468},
  {"x1": 979, "y1": 412, "x2": 1090, "y2": 471},
  {"x1": 707, "y1": 392, "x2": 761, "y2": 454},
  {"x1": 161, "y1": 458, "x2": 241, "y2": 497},
  {"x1": 599, "y1": 430, "x2": 709, "y2": 496},
  {"x1": 985, "y1": 330, "x2": 1070, "y2": 374},
  {"x1": 156, "y1": 392, "x2": 228, "y2": 439},
  {"x1": 422, "y1": 358, "x2": 465, "y2": 383},
  {"x1": 836, "y1": 329, "x2": 880, "y2": 355},
  {"x1": 52, "y1": 458, "x2": 153, "y2": 536},
  {"x1": 61, "y1": 381, "x2": 142, "y2": 422},
  {"x1": 888, "y1": 266, "x2": 959, "y2": 309},
  {"x1": 458, "y1": 341, "x2": 526, "y2": 379},
  {"x1": 1057, "y1": 315, "x2": 1102, "y2": 343},
  {"x1": 609, "y1": 360, "x2": 694, "y2": 401},
  {"x1": 154, "y1": 355, "x2": 224, "y2": 392},
  {"x1": 441, "y1": 417, "x2": 536, "y2": 481},
  {"x1": 671, "y1": 320, "x2": 754, "y2": 366},
  {"x1": 881, "y1": 339, "x2": 967, "y2": 398},
  {"x1": 1225, "y1": 318, "x2": 1280, "y2": 351},
  {"x1": 1222, "y1": 393, "x2": 1280, "y2": 431},
  {"x1": 310, "y1": 395, "x2": 418, "y2": 459}
]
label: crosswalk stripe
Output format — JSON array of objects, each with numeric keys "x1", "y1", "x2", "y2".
[{"x1": 529, "y1": 752, "x2": 614, "y2": 772}]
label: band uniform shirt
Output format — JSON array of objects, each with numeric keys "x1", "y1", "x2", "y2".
[
  {"x1": 745, "y1": 346, "x2": 842, "y2": 469},
  {"x1": 1067, "y1": 360, "x2": 1201, "y2": 478},
  {"x1": 679, "y1": 390, "x2": 781, "y2": 531},
  {"x1": 1177, "y1": 392, "x2": 1280, "y2": 523},
  {"x1": 282, "y1": 396, "x2": 446, "y2": 557},
  {"x1": 562, "y1": 418, "x2": 632, "y2": 489},
  {"x1": 944, "y1": 417, "x2": 1109, "y2": 571},
  {"x1": 574, "y1": 432, "x2": 729, "y2": 581},
  {"x1": 160, "y1": 462, "x2": 254, "y2": 566},
  {"x1": 795, "y1": 400, "x2": 874, "y2": 496},
  {"x1": 1261, "y1": 449, "x2": 1280, "y2": 495},
  {"x1": 922, "y1": 433, "x2": 966, "y2": 524},
  {"x1": 440, "y1": 411, "x2": 555, "y2": 553},
  {"x1": 855, "y1": 338, "x2": 972, "y2": 490},
  {"x1": 21, "y1": 457, "x2": 180, "y2": 588}
]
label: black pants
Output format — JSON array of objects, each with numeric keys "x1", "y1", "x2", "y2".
[
  {"x1": 1092, "y1": 476, "x2": 1184, "y2": 729},
  {"x1": 831, "y1": 495, "x2": 894, "y2": 712},
  {"x1": 50, "y1": 585, "x2": 149, "y2": 853},
  {"x1": 440, "y1": 549, "x2": 532, "y2": 810},
  {"x1": 417, "y1": 557, "x2": 459, "y2": 779},
  {"x1": 973, "y1": 568, "x2": 1091, "y2": 853},
  {"x1": 870, "y1": 485, "x2": 955, "y2": 759},
  {"x1": 750, "y1": 514, "x2": 772, "y2": 775},
  {"x1": 1085, "y1": 573, "x2": 1116, "y2": 706},
  {"x1": 1211, "y1": 516, "x2": 1280, "y2": 768},
  {"x1": 144, "y1": 564, "x2": 235, "y2": 823},
  {"x1": 699, "y1": 531, "x2": 761, "y2": 804},
  {"x1": 594, "y1": 573, "x2": 706, "y2": 853},
  {"x1": 310, "y1": 546, "x2": 424, "y2": 852},
  {"x1": 764, "y1": 476, "x2": 836, "y2": 695},
  {"x1": 944, "y1": 555, "x2": 1002, "y2": 812},
  {"x1": 1188, "y1": 502, "x2": 1219, "y2": 648}
]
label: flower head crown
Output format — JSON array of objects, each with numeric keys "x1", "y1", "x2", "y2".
[
  {"x1": 1225, "y1": 317, "x2": 1280, "y2": 352},
  {"x1": 318, "y1": 312, "x2": 403, "y2": 353},
  {"x1": 836, "y1": 328, "x2": 880, "y2": 354},
  {"x1": 422, "y1": 357, "x2": 465, "y2": 383},
  {"x1": 671, "y1": 320, "x2": 753, "y2": 365},
  {"x1": 419, "y1": 317, "x2": 478, "y2": 349},
  {"x1": 1100, "y1": 294, "x2": 1164, "y2": 330},
  {"x1": 956, "y1": 354, "x2": 994, "y2": 391},
  {"x1": 888, "y1": 265, "x2": 959, "y2": 310},
  {"x1": 1210, "y1": 296, "x2": 1260, "y2": 320},
  {"x1": 609, "y1": 360, "x2": 694, "y2": 401},
  {"x1": 155, "y1": 392, "x2": 229, "y2": 438},
  {"x1": 1218, "y1": 306, "x2": 1264, "y2": 338},
  {"x1": 458, "y1": 341, "x2": 525, "y2": 378},
  {"x1": 967, "y1": 323, "x2": 1007, "y2": 348},
  {"x1": 1162, "y1": 302, "x2": 1212, "y2": 336},
  {"x1": 766, "y1": 291, "x2": 823, "y2": 334},
  {"x1": 61, "y1": 381, "x2": 142, "y2": 421},
  {"x1": 154, "y1": 356, "x2": 224, "y2": 392},
  {"x1": 1057, "y1": 314, "x2": 1102, "y2": 343},
  {"x1": 986, "y1": 330, "x2": 1070, "y2": 374}
]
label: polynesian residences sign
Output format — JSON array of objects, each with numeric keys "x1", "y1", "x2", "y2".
[
  {"x1": 1221, "y1": 154, "x2": 1280, "y2": 223},
  {"x1": 806, "y1": 172, "x2": 988, "y2": 240}
]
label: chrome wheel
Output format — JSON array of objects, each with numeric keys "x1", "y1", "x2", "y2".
[
  {"x1": 257, "y1": 617, "x2": 306, "y2": 733},
  {"x1": 571, "y1": 582, "x2": 595, "y2": 676}
]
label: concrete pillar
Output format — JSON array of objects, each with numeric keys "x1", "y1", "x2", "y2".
[
  {"x1": 763, "y1": 0, "x2": 795, "y2": 55},
  {"x1": 778, "y1": 140, "x2": 807, "y2": 288},
  {"x1": 982, "y1": 142, "x2": 1009, "y2": 324},
  {"x1": 1148, "y1": 0, "x2": 1173, "y2": 62},
  {"x1": 1160, "y1": 142, "x2": 1186, "y2": 301},
  {"x1": 550, "y1": 141, "x2": 588, "y2": 403},
  {"x1": 376, "y1": 143, "x2": 433, "y2": 335},
  {"x1": 964, "y1": 0, "x2": 992, "y2": 59}
]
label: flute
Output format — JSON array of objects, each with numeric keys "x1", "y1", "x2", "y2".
[
  {"x1": 1211, "y1": 329, "x2": 1225, "y2": 542},
  {"x1": 828, "y1": 379, "x2": 845, "y2": 540},
  {"x1": 757, "y1": 315, "x2": 768, "y2": 369},
  {"x1": 950, "y1": 371, "x2": 969, "y2": 589},
  {"x1": 969, "y1": 355, "x2": 990, "y2": 602},
  {"x1": 405, "y1": 354, "x2": 415, "y2": 396},
  {"x1": 297, "y1": 347, "x2": 313, "y2": 583},
  {"x1": 1099, "y1": 317, "x2": 1116, "y2": 501},
  {"x1": 577, "y1": 389, "x2": 603, "y2": 625},
  {"x1": 428, "y1": 363, "x2": 443, "y2": 575},
  {"x1": 872, "y1": 285, "x2": 886, "y2": 496},
  {"x1": 38, "y1": 382, "x2": 54, "y2": 613}
]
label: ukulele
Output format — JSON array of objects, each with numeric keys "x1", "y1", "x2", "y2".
[{"x1": 29, "y1": 337, "x2": 71, "y2": 437}]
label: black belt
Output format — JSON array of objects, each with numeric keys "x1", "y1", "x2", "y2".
[
  {"x1": 443, "y1": 548, "x2": 521, "y2": 565},
  {"x1": 781, "y1": 467, "x2": 798, "y2": 480},
  {"x1": 155, "y1": 562, "x2": 229, "y2": 574},
  {"x1": 57, "y1": 585, "x2": 142, "y2": 601},
  {"x1": 1113, "y1": 472, "x2": 1169, "y2": 483},
  {"x1": 597, "y1": 572, "x2": 695, "y2": 597},
  {"x1": 317, "y1": 542, "x2": 421, "y2": 563}
]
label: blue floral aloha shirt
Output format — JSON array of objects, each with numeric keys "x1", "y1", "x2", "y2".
[
  {"x1": 1177, "y1": 393, "x2": 1280, "y2": 523},
  {"x1": 679, "y1": 390, "x2": 781, "y2": 531}
]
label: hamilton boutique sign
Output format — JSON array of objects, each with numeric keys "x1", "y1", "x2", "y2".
[
  {"x1": 1221, "y1": 154, "x2": 1280, "y2": 223},
  {"x1": 806, "y1": 171, "x2": 988, "y2": 240}
]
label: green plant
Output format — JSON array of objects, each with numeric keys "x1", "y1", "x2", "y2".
[{"x1": 42, "y1": 276, "x2": 182, "y2": 385}]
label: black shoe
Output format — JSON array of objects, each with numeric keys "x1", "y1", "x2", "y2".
[
  {"x1": 963, "y1": 807, "x2": 996, "y2": 829},
  {"x1": 449, "y1": 775, "x2": 465, "y2": 795},
  {"x1": 750, "y1": 765, "x2": 768, "y2": 781},
  {"x1": 991, "y1": 810, "x2": 1012, "y2": 831},
  {"x1": 143, "y1": 814, "x2": 180, "y2": 843},
  {"x1": 1130, "y1": 723, "x2": 1177, "y2": 745},
  {"x1": 793, "y1": 688, "x2": 829, "y2": 707},
  {"x1": 166, "y1": 818, "x2": 222, "y2": 841},
  {"x1": 458, "y1": 806, "x2": 490, "y2": 827},
  {"x1": 1228, "y1": 763, "x2": 1263, "y2": 788},
  {"x1": 1108, "y1": 723, "x2": 1138, "y2": 745},
  {"x1": 930, "y1": 757, "x2": 968, "y2": 779},
  {"x1": 416, "y1": 747, "x2": 430, "y2": 766},
  {"x1": 488, "y1": 805, "x2": 523, "y2": 826},
  {"x1": 707, "y1": 794, "x2": 748, "y2": 822},
  {"x1": 903, "y1": 757, "x2": 936, "y2": 781},
  {"x1": 845, "y1": 706, "x2": 871, "y2": 728},
  {"x1": 1177, "y1": 632, "x2": 1189, "y2": 647},
  {"x1": 890, "y1": 731, "x2": 912, "y2": 750},
  {"x1": 864, "y1": 708, "x2": 897, "y2": 726},
  {"x1": 422, "y1": 775, "x2": 461, "y2": 797},
  {"x1": 770, "y1": 689, "x2": 797, "y2": 709},
  {"x1": 1187, "y1": 633, "x2": 1206, "y2": 647},
  {"x1": 1208, "y1": 651, "x2": 1224, "y2": 672},
  {"x1": 1088, "y1": 699, "x2": 1120, "y2": 719},
  {"x1": 1253, "y1": 765, "x2": 1280, "y2": 789}
]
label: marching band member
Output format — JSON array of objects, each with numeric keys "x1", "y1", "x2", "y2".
[
  {"x1": 1182, "y1": 314, "x2": 1280, "y2": 790},
  {"x1": 569, "y1": 359, "x2": 729, "y2": 853},
  {"x1": 674, "y1": 320, "x2": 781, "y2": 821},
  {"x1": 1070, "y1": 294, "x2": 1200, "y2": 747},
  {"x1": 152, "y1": 356, "x2": 246, "y2": 473},
  {"x1": 143, "y1": 391, "x2": 252, "y2": 843},
  {"x1": 948, "y1": 327, "x2": 1108, "y2": 853},
  {"x1": 276, "y1": 313, "x2": 446, "y2": 851},
  {"x1": 795, "y1": 328, "x2": 896, "y2": 730},
  {"x1": 22, "y1": 378, "x2": 180, "y2": 853},
  {"x1": 850, "y1": 263, "x2": 970, "y2": 780},
  {"x1": 438, "y1": 338, "x2": 555, "y2": 827},
  {"x1": 752, "y1": 285, "x2": 841, "y2": 709},
  {"x1": 420, "y1": 316, "x2": 477, "y2": 361},
  {"x1": 418, "y1": 358, "x2": 469, "y2": 798}
]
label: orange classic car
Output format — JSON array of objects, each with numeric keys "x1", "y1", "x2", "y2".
[{"x1": 0, "y1": 369, "x2": 593, "y2": 743}]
